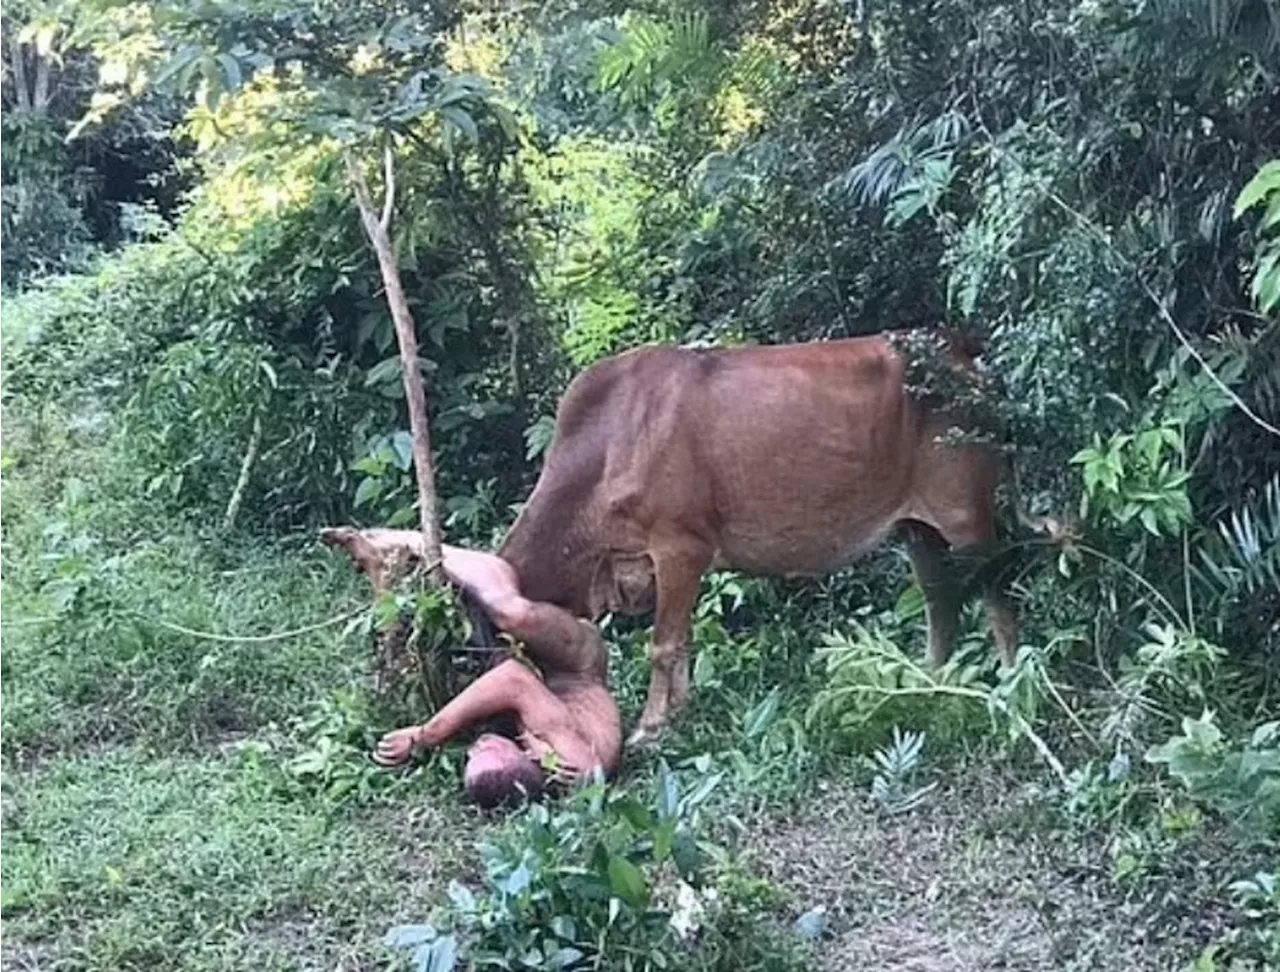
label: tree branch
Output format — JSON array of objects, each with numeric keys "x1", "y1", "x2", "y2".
[
  {"x1": 32, "y1": 47, "x2": 51, "y2": 112},
  {"x1": 222, "y1": 413, "x2": 263, "y2": 533},
  {"x1": 344, "y1": 149, "x2": 444, "y2": 587}
]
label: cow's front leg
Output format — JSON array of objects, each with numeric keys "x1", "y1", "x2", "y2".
[{"x1": 628, "y1": 548, "x2": 708, "y2": 747}]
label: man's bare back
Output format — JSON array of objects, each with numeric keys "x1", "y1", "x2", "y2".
[{"x1": 320, "y1": 530, "x2": 621, "y2": 805}]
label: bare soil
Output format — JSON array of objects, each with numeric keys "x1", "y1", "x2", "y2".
[{"x1": 743, "y1": 770, "x2": 1230, "y2": 972}]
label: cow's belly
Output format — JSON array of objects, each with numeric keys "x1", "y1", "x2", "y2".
[{"x1": 712, "y1": 503, "x2": 904, "y2": 576}]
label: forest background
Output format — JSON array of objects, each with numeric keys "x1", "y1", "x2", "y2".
[{"x1": 1, "y1": 1, "x2": 1278, "y2": 970}]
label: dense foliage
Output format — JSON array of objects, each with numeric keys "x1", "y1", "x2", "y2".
[{"x1": 3, "y1": 0, "x2": 1278, "y2": 970}]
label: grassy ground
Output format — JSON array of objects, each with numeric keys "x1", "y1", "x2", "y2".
[
  {"x1": 2, "y1": 746, "x2": 492, "y2": 970},
  {"x1": 0, "y1": 523, "x2": 1243, "y2": 972},
  {"x1": 0, "y1": 359, "x2": 1261, "y2": 971}
]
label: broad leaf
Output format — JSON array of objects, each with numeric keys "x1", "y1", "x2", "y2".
[{"x1": 607, "y1": 854, "x2": 649, "y2": 908}]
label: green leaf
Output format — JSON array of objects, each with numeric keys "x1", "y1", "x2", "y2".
[
  {"x1": 502, "y1": 862, "x2": 532, "y2": 896},
  {"x1": 216, "y1": 53, "x2": 243, "y2": 94},
  {"x1": 391, "y1": 431, "x2": 414, "y2": 471},
  {"x1": 656, "y1": 759, "x2": 679, "y2": 819},
  {"x1": 692, "y1": 649, "x2": 717, "y2": 688},
  {"x1": 1252, "y1": 247, "x2": 1280, "y2": 313},
  {"x1": 1233, "y1": 160, "x2": 1280, "y2": 219},
  {"x1": 386, "y1": 924, "x2": 437, "y2": 949},
  {"x1": 1139, "y1": 507, "x2": 1160, "y2": 536},
  {"x1": 894, "y1": 583, "x2": 926, "y2": 621},
  {"x1": 614, "y1": 796, "x2": 654, "y2": 832},
  {"x1": 439, "y1": 105, "x2": 478, "y2": 142},
  {"x1": 671, "y1": 827, "x2": 701, "y2": 879},
  {"x1": 422, "y1": 934, "x2": 458, "y2": 972},
  {"x1": 365, "y1": 356, "x2": 403, "y2": 387},
  {"x1": 681, "y1": 771, "x2": 723, "y2": 810},
  {"x1": 606, "y1": 854, "x2": 649, "y2": 908},
  {"x1": 354, "y1": 477, "x2": 381, "y2": 508},
  {"x1": 1262, "y1": 192, "x2": 1280, "y2": 231},
  {"x1": 743, "y1": 687, "x2": 780, "y2": 739},
  {"x1": 547, "y1": 947, "x2": 585, "y2": 970},
  {"x1": 653, "y1": 819, "x2": 676, "y2": 862},
  {"x1": 446, "y1": 881, "x2": 475, "y2": 914}
]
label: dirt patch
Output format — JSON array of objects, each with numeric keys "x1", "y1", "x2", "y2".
[{"x1": 744, "y1": 770, "x2": 1219, "y2": 971}]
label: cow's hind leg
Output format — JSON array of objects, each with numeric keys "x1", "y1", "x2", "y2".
[
  {"x1": 902, "y1": 521, "x2": 962, "y2": 667},
  {"x1": 982, "y1": 586, "x2": 1018, "y2": 668},
  {"x1": 628, "y1": 546, "x2": 709, "y2": 747}
]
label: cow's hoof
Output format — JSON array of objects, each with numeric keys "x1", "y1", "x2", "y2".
[{"x1": 625, "y1": 724, "x2": 665, "y2": 750}]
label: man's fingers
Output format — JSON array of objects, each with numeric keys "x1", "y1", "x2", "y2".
[
  {"x1": 372, "y1": 729, "x2": 417, "y2": 768},
  {"x1": 373, "y1": 744, "x2": 409, "y2": 767}
]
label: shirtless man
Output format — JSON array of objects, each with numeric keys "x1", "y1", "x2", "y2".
[{"x1": 320, "y1": 529, "x2": 622, "y2": 806}]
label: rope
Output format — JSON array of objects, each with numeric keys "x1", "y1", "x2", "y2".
[
  {"x1": 137, "y1": 608, "x2": 365, "y2": 643},
  {"x1": 0, "y1": 616, "x2": 58, "y2": 628}
]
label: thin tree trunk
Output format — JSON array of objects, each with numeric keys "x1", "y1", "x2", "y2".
[
  {"x1": 344, "y1": 145, "x2": 444, "y2": 585},
  {"x1": 9, "y1": 36, "x2": 31, "y2": 111},
  {"x1": 32, "y1": 50, "x2": 51, "y2": 111},
  {"x1": 222, "y1": 413, "x2": 263, "y2": 533}
]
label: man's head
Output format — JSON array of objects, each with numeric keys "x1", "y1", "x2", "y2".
[{"x1": 464, "y1": 734, "x2": 544, "y2": 807}]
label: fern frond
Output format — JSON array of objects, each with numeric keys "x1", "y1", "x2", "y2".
[
  {"x1": 869, "y1": 727, "x2": 937, "y2": 815},
  {"x1": 834, "y1": 110, "x2": 970, "y2": 207},
  {"x1": 1195, "y1": 475, "x2": 1280, "y2": 598}
]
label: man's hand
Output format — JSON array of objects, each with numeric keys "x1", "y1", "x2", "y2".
[{"x1": 373, "y1": 726, "x2": 424, "y2": 767}]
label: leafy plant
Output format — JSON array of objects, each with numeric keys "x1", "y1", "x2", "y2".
[
  {"x1": 1145, "y1": 713, "x2": 1280, "y2": 834},
  {"x1": 1196, "y1": 475, "x2": 1280, "y2": 599},
  {"x1": 868, "y1": 727, "x2": 936, "y2": 816},
  {"x1": 383, "y1": 760, "x2": 805, "y2": 972},
  {"x1": 273, "y1": 690, "x2": 400, "y2": 807},
  {"x1": 1234, "y1": 160, "x2": 1280, "y2": 314},
  {"x1": 1071, "y1": 424, "x2": 1192, "y2": 538},
  {"x1": 1226, "y1": 871, "x2": 1280, "y2": 967}
]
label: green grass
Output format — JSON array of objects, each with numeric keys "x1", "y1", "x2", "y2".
[
  {"x1": 0, "y1": 422, "x2": 492, "y2": 969},
  {"x1": 0, "y1": 494, "x2": 493, "y2": 970},
  {"x1": 0, "y1": 532, "x2": 373, "y2": 759},
  {"x1": 1, "y1": 745, "x2": 489, "y2": 971}
]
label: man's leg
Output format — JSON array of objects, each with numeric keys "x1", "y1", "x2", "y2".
[{"x1": 441, "y1": 545, "x2": 604, "y2": 676}]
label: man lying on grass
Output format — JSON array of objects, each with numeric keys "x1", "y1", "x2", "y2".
[{"x1": 321, "y1": 528, "x2": 621, "y2": 806}]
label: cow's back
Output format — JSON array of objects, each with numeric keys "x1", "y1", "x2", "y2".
[{"x1": 595, "y1": 339, "x2": 929, "y2": 574}]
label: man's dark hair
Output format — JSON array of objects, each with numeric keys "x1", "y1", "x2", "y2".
[{"x1": 465, "y1": 755, "x2": 545, "y2": 808}]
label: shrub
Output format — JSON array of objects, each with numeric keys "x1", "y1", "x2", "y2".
[{"x1": 383, "y1": 761, "x2": 808, "y2": 972}]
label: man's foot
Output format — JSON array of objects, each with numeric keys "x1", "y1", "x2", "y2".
[{"x1": 625, "y1": 722, "x2": 665, "y2": 749}]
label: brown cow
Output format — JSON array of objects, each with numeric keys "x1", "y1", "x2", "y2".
[{"x1": 497, "y1": 333, "x2": 1018, "y2": 745}]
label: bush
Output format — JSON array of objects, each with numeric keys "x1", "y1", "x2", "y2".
[{"x1": 383, "y1": 760, "x2": 808, "y2": 972}]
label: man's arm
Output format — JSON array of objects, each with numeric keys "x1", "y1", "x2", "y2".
[
  {"x1": 373, "y1": 658, "x2": 590, "y2": 769},
  {"x1": 376, "y1": 659, "x2": 528, "y2": 765}
]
